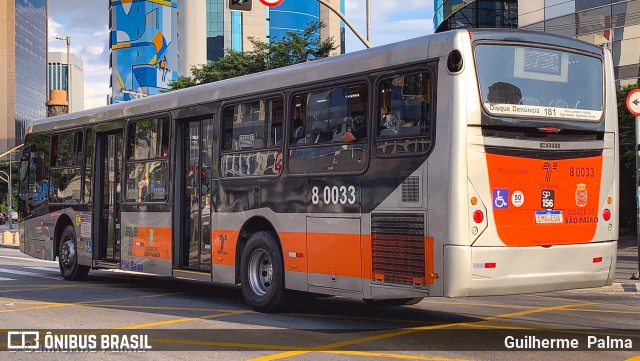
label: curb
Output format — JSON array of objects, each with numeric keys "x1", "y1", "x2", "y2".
[
  {"x1": 0, "y1": 243, "x2": 19, "y2": 249},
  {"x1": 564, "y1": 283, "x2": 639, "y2": 293}
]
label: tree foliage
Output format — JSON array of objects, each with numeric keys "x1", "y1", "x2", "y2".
[
  {"x1": 169, "y1": 22, "x2": 337, "y2": 90},
  {"x1": 618, "y1": 83, "x2": 639, "y2": 170}
]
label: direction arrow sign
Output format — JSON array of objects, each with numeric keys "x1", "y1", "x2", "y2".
[{"x1": 627, "y1": 88, "x2": 640, "y2": 116}]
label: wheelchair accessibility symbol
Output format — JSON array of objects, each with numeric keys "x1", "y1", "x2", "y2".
[{"x1": 492, "y1": 188, "x2": 509, "y2": 209}]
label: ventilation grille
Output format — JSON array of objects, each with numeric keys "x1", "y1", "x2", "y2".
[
  {"x1": 371, "y1": 213, "x2": 425, "y2": 287},
  {"x1": 402, "y1": 176, "x2": 420, "y2": 203}
]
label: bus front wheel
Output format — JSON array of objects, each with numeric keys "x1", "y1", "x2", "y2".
[
  {"x1": 58, "y1": 225, "x2": 90, "y2": 281},
  {"x1": 240, "y1": 231, "x2": 285, "y2": 313}
]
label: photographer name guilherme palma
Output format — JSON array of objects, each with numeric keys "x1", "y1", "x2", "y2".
[{"x1": 504, "y1": 335, "x2": 633, "y2": 350}]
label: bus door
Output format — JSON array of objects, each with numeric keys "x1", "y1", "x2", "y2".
[
  {"x1": 94, "y1": 131, "x2": 123, "y2": 263},
  {"x1": 175, "y1": 118, "x2": 213, "y2": 273}
]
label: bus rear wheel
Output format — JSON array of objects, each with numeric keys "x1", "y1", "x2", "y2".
[
  {"x1": 363, "y1": 298, "x2": 424, "y2": 307},
  {"x1": 58, "y1": 225, "x2": 90, "y2": 281},
  {"x1": 240, "y1": 231, "x2": 285, "y2": 313}
]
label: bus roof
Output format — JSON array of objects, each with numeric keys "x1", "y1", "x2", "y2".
[{"x1": 29, "y1": 29, "x2": 603, "y2": 134}]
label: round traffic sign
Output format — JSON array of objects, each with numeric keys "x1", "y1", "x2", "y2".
[
  {"x1": 627, "y1": 88, "x2": 640, "y2": 116},
  {"x1": 259, "y1": 0, "x2": 284, "y2": 7}
]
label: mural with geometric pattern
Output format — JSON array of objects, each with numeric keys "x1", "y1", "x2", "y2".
[{"x1": 110, "y1": 0, "x2": 177, "y2": 102}]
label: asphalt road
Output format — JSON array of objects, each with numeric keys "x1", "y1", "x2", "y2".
[{"x1": 0, "y1": 247, "x2": 638, "y2": 361}]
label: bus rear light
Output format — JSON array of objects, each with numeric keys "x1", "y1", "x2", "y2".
[
  {"x1": 607, "y1": 197, "x2": 612, "y2": 205},
  {"x1": 470, "y1": 197, "x2": 477, "y2": 205},
  {"x1": 485, "y1": 262, "x2": 496, "y2": 268},
  {"x1": 538, "y1": 127, "x2": 561, "y2": 133},
  {"x1": 593, "y1": 257, "x2": 602, "y2": 263},
  {"x1": 602, "y1": 209, "x2": 611, "y2": 221},
  {"x1": 473, "y1": 210, "x2": 484, "y2": 223}
]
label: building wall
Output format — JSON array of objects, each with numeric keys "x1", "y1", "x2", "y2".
[
  {"x1": 0, "y1": 0, "x2": 16, "y2": 153},
  {"x1": 178, "y1": 0, "x2": 207, "y2": 75},
  {"x1": 110, "y1": 0, "x2": 178, "y2": 102},
  {"x1": 519, "y1": 0, "x2": 640, "y2": 88},
  {"x1": 48, "y1": 52, "x2": 85, "y2": 113},
  {"x1": 0, "y1": 0, "x2": 47, "y2": 152},
  {"x1": 15, "y1": 0, "x2": 47, "y2": 147}
]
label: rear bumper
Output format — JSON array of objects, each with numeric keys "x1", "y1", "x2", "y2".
[{"x1": 444, "y1": 241, "x2": 617, "y2": 297}]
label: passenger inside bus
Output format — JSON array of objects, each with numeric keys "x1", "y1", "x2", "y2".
[
  {"x1": 291, "y1": 118, "x2": 305, "y2": 143},
  {"x1": 486, "y1": 81, "x2": 522, "y2": 104}
]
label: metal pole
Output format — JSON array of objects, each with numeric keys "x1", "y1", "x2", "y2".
[
  {"x1": 635, "y1": 115, "x2": 640, "y2": 279},
  {"x1": 366, "y1": 0, "x2": 371, "y2": 43},
  {"x1": 316, "y1": 0, "x2": 371, "y2": 48},
  {"x1": 8, "y1": 152, "x2": 12, "y2": 230},
  {"x1": 67, "y1": 37, "x2": 71, "y2": 112}
]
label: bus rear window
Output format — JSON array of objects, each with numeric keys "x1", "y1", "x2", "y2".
[{"x1": 475, "y1": 45, "x2": 603, "y2": 121}]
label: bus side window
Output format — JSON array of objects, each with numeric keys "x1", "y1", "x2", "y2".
[
  {"x1": 220, "y1": 98, "x2": 284, "y2": 178},
  {"x1": 376, "y1": 70, "x2": 433, "y2": 155},
  {"x1": 288, "y1": 83, "x2": 369, "y2": 174},
  {"x1": 25, "y1": 134, "x2": 50, "y2": 205}
]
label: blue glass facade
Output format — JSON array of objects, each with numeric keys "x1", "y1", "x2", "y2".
[
  {"x1": 206, "y1": 0, "x2": 225, "y2": 62},
  {"x1": 269, "y1": 1, "x2": 320, "y2": 41},
  {"x1": 434, "y1": 0, "x2": 517, "y2": 33},
  {"x1": 110, "y1": 0, "x2": 178, "y2": 103},
  {"x1": 15, "y1": 0, "x2": 47, "y2": 143}
]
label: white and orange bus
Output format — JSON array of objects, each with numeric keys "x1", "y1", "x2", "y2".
[{"x1": 19, "y1": 29, "x2": 618, "y2": 312}]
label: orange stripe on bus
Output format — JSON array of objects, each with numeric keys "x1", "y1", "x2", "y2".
[
  {"x1": 211, "y1": 230, "x2": 240, "y2": 266},
  {"x1": 131, "y1": 227, "x2": 171, "y2": 260},
  {"x1": 211, "y1": 230, "x2": 435, "y2": 285},
  {"x1": 486, "y1": 154, "x2": 603, "y2": 246},
  {"x1": 425, "y1": 236, "x2": 434, "y2": 284}
]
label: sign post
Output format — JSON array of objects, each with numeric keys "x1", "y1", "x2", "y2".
[{"x1": 626, "y1": 88, "x2": 640, "y2": 280}]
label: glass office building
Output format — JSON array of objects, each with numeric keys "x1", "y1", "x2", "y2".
[
  {"x1": 519, "y1": 0, "x2": 640, "y2": 88},
  {"x1": 434, "y1": 0, "x2": 640, "y2": 87},
  {"x1": 434, "y1": 0, "x2": 518, "y2": 33},
  {"x1": 14, "y1": 0, "x2": 47, "y2": 145},
  {"x1": 205, "y1": 0, "x2": 345, "y2": 62}
]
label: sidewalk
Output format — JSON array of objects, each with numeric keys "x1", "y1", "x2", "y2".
[
  {"x1": 615, "y1": 232, "x2": 639, "y2": 285},
  {"x1": 0, "y1": 226, "x2": 19, "y2": 249}
]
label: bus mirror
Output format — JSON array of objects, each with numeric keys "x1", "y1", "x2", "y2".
[{"x1": 447, "y1": 49, "x2": 463, "y2": 74}]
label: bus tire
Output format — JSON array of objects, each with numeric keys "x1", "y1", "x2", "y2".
[
  {"x1": 240, "y1": 231, "x2": 285, "y2": 313},
  {"x1": 58, "y1": 225, "x2": 90, "y2": 281},
  {"x1": 363, "y1": 297, "x2": 424, "y2": 307}
]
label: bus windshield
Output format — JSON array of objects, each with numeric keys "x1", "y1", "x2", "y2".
[{"x1": 475, "y1": 44, "x2": 603, "y2": 121}]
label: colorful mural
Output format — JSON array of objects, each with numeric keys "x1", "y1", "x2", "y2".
[{"x1": 110, "y1": 0, "x2": 178, "y2": 103}]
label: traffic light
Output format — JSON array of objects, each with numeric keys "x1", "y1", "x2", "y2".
[{"x1": 227, "y1": 0, "x2": 252, "y2": 12}]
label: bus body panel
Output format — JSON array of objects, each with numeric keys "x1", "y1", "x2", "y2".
[
  {"x1": 444, "y1": 241, "x2": 616, "y2": 297},
  {"x1": 120, "y1": 211, "x2": 173, "y2": 276},
  {"x1": 17, "y1": 30, "x2": 618, "y2": 307}
]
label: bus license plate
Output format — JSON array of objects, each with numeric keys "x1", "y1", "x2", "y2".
[{"x1": 534, "y1": 210, "x2": 563, "y2": 224}]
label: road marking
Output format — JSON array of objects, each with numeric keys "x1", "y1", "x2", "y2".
[
  {"x1": 566, "y1": 308, "x2": 640, "y2": 315},
  {"x1": 282, "y1": 312, "x2": 435, "y2": 325},
  {"x1": 0, "y1": 291, "x2": 184, "y2": 314},
  {"x1": 247, "y1": 302, "x2": 596, "y2": 361},
  {"x1": 113, "y1": 310, "x2": 252, "y2": 330},
  {"x1": 148, "y1": 337, "x2": 300, "y2": 351},
  {"x1": 0, "y1": 277, "x2": 15, "y2": 281},
  {"x1": 464, "y1": 323, "x2": 640, "y2": 339},
  {"x1": 324, "y1": 351, "x2": 477, "y2": 361},
  {"x1": 26, "y1": 266, "x2": 59, "y2": 272},
  {"x1": 90, "y1": 304, "x2": 245, "y2": 313},
  {"x1": 0, "y1": 267, "x2": 59, "y2": 280},
  {"x1": 0, "y1": 255, "x2": 57, "y2": 264}
]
